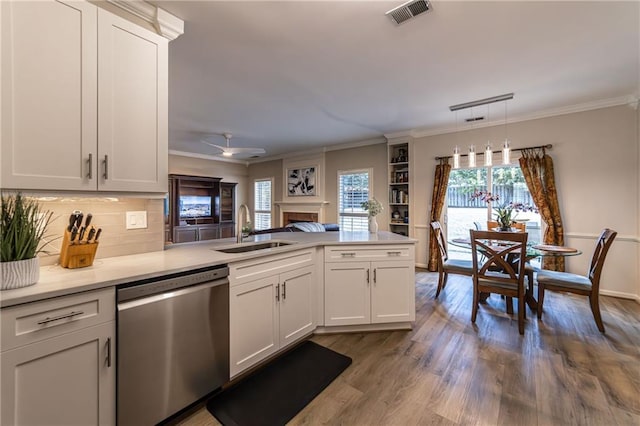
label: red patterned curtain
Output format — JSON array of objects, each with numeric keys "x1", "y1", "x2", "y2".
[
  {"x1": 519, "y1": 148, "x2": 565, "y2": 271},
  {"x1": 428, "y1": 160, "x2": 451, "y2": 271}
]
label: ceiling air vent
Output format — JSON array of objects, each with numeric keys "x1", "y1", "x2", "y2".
[{"x1": 386, "y1": 0, "x2": 431, "y2": 25}]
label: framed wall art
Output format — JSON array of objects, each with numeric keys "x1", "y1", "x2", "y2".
[{"x1": 287, "y1": 166, "x2": 316, "y2": 196}]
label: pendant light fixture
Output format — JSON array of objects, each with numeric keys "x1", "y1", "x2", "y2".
[
  {"x1": 502, "y1": 100, "x2": 511, "y2": 164},
  {"x1": 484, "y1": 103, "x2": 492, "y2": 166},
  {"x1": 485, "y1": 142, "x2": 492, "y2": 166},
  {"x1": 468, "y1": 145, "x2": 476, "y2": 167},
  {"x1": 448, "y1": 93, "x2": 514, "y2": 168},
  {"x1": 453, "y1": 110, "x2": 460, "y2": 169}
]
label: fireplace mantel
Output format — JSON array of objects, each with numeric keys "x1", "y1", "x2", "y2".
[{"x1": 274, "y1": 201, "x2": 330, "y2": 226}]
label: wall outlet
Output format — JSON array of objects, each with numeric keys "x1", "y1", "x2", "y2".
[{"x1": 126, "y1": 211, "x2": 147, "y2": 230}]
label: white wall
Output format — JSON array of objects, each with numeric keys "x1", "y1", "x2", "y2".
[{"x1": 411, "y1": 105, "x2": 639, "y2": 299}]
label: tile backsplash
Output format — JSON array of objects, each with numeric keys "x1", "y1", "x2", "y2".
[{"x1": 32, "y1": 196, "x2": 165, "y2": 266}]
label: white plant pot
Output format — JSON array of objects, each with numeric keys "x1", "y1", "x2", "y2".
[
  {"x1": 368, "y1": 216, "x2": 379, "y2": 233},
  {"x1": 1, "y1": 257, "x2": 40, "y2": 290}
]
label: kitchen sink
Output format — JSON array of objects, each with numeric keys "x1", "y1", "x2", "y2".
[{"x1": 214, "y1": 241, "x2": 294, "y2": 254}]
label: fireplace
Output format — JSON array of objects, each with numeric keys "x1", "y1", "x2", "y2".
[{"x1": 283, "y1": 212, "x2": 318, "y2": 225}]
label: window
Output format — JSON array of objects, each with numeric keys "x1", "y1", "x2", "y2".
[
  {"x1": 445, "y1": 164, "x2": 542, "y2": 261},
  {"x1": 254, "y1": 178, "x2": 272, "y2": 230},
  {"x1": 338, "y1": 169, "x2": 370, "y2": 232}
]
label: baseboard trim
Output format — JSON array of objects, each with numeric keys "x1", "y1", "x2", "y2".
[
  {"x1": 600, "y1": 289, "x2": 640, "y2": 302},
  {"x1": 314, "y1": 322, "x2": 413, "y2": 334}
]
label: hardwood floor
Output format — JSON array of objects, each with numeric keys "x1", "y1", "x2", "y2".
[{"x1": 175, "y1": 271, "x2": 640, "y2": 425}]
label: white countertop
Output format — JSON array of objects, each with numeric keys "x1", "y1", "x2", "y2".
[{"x1": 1, "y1": 231, "x2": 415, "y2": 308}]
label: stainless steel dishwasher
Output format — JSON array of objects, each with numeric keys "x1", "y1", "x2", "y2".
[{"x1": 117, "y1": 265, "x2": 229, "y2": 426}]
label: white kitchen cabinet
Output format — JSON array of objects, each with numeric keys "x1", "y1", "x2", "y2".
[
  {"x1": 229, "y1": 249, "x2": 316, "y2": 378},
  {"x1": 96, "y1": 8, "x2": 168, "y2": 192},
  {"x1": 0, "y1": 288, "x2": 115, "y2": 425},
  {"x1": 1, "y1": 0, "x2": 168, "y2": 193},
  {"x1": 324, "y1": 245, "x2": 415, "y2": 327}
]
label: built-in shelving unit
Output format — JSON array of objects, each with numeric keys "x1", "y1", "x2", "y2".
[
  {"x1": 167, "y1": 174, "x2": 236, "y2": 243},
  {"x1": 388, "y1": 142, "x2": 410, "y2": 236}
]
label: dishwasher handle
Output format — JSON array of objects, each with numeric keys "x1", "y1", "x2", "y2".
[{"x1": 118, "y1": 278, "x2": 228, "y2": 311}]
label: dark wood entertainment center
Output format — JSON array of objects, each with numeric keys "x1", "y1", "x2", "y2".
[{"x1": 168, "y1": 174, "x2": 237, "y2": 243}]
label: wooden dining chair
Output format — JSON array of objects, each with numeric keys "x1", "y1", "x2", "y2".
[
  {"x1": 536, "y1": 228, "x2": 617, "y2": 333},
  {"x1": 487, "y1": 220, "x2": 499, "y2": 231},
  {"x1": 470, "y1": 229, "x2": 529, "y2": 334},
  {"x1": 430, "y1": 221, "x2": 474, "y2": 298},
  {"x1": 512, "y1": 222, "x2": 526, "y2": 232}
]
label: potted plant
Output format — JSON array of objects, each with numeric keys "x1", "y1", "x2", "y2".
[
  {"x1": 361, "y1": 198, "x2": 383, "y2": 233},
  {"x1": 471, "y1": 190, "x2": 537, "y2": 231},
  {"x1": 1, "y1": 193, "x2": 53, "y2": 290}
]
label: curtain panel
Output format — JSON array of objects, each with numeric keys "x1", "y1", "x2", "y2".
[
  {"x1": 519, "y1": 149, "x2": 565, "y2": 271},
  {"x1": 428, "y1": 161, "x2": 451, "y2": 271}
]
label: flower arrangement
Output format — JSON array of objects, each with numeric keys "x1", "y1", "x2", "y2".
[
  {"x1": 471, "y1": 190, "x2": 537, "y2": 229},
  {"x1": 361, "y1": 198, "x2": 383, "y2": 217}
]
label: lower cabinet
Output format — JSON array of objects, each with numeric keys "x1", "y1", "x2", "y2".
[
  {"x1": 0, "y1": 288, "x2": 115, "y2": 425},
  {"x1": 324, "y1": 245, "x2": 415, "y2": 327},
  {"x1": 230, "y1": 261, "x2": 315, "y2": 378},
  {"x1": 173, "y1": 224, "x2": 219, "y2": 243}
]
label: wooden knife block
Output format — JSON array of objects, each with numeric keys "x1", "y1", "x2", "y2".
[{"x1": 59, "y1": 229, "x2": 99, "y2": 269}]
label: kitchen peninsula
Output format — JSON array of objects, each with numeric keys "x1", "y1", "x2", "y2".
[{"x1": 0, "y1": 231, "x2": 415, "y2": 425}]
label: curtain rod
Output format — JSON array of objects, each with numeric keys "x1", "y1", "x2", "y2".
[{"x1": 435, "y1": 144, "x2": 552, "y2": 161}]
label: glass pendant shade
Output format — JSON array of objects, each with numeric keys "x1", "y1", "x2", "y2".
[
  {"x1": 484, "y1": 142, "x2": 492, "y2": 166},
  {"x1": 502, "y1": 139, "x2": 511, "y2": 164},
  {"x1": 468, "y1": 145, "x2": 476, "y2": 167},
  {"x1": 453, "y1": 146, "x2": 460, "y2": 169}
]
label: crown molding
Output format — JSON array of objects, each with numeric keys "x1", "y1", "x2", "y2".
[
  {"x1": 169, "y1": 150, "x2": 249, "y2": 166},
  {"x1": 411, "y1": 95, "x2": 638, "y2": 139},
  {"x1": 106, "y1": 0, "x2": 184, "y2": 40},
  {"x1": 247, "y1": 137, "x2": 386, "y2": 164}
]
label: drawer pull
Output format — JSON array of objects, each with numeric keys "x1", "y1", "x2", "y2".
[
  {"x1": 282, "y1": 282, "x2": 287, "y2": 300},
  {"x1": 275, "y1": 284, "x2": 280, "y2": 302},
  {"x1": 373, "y1": 268, "x2": 377, "y2": 284},
  {"x1": 387, "y1": 251, "x2": 402, "y2": 256},
  {"x1": 37, "y1": 310, "x2": 84, "y2": 325},
  {"x1": 341, "y1": 252, "x2": 356, "y2": 257},
  {"x1": 366, "y1": 269, "x2": 370, "y2": 284}
]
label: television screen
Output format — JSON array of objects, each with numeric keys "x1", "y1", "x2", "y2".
[{"x1": 180, "y1": 195, "x2": 211, "y2": 218}]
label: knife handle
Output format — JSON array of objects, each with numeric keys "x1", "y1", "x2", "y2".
[
  {"x1": 78, "y1": 226, "x2": 86, "y2": 241},
  {"x1": 87, "y1": 227, "x2": 96, "y2": 242},
  {"x1": 94, "y1": 228, "x2": 102, "y2": 242},
  {"x1": 70, "y1": 226, "x2": 78, "y2": 242},
  {"x1": 84, "y1": 213, "x2": 92, "y2": 228},
  {"x1": 68, "y1": 214, "x2": 76, "y2": 232}
]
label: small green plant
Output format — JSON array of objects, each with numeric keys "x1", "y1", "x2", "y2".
[
  {"x1": 1, "y1": 193, "x2": 54, "y2": 262},
  {"x1": 361, "y1": 198, "x2": 383, "y2": 217}
]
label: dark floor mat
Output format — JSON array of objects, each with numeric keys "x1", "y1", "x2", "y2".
[{"x1": 206, "y1": 340, "x2": 352, "y2": 426}]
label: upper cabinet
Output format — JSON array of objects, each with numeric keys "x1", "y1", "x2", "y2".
[{"x1": 1, "y1": 0, "x2": 168, "y2": 193}]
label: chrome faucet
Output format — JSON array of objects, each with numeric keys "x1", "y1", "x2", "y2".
[{"x1": 236, "y1": 204, "x2": 251, "y2": 243}]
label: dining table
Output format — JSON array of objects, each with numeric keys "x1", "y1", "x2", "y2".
[{"x1": 449, "y1": 236, "x2": 582, "y2": 311}]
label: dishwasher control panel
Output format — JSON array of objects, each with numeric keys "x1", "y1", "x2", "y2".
[{"x1": 117, "y1": 265, "x2": 229, "y2": 303}]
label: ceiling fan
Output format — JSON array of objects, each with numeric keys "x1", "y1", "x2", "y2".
[{"x1": 201, "y1": 133, "x2": 266, "y2": 158}]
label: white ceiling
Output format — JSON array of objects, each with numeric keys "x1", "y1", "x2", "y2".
[{"x1": 153, "y1": 0, "x2": 639, "y2": 161}]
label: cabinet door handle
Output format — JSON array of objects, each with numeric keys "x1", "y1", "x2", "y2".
[
  {"x1": 37, "y1": 310, "x2": 84, "y2": 325},
  {"x1": 87, "y1": 153, "x2": 93, "y2": 179},
  {"x1": 282, "y1": 281, "x2": 286, "y2": 300},
  {"x1": 275, "y1": 283, "x2": 280, "y2": 302},
  {"x1": 341, "y1": 252, "x2": 356, "y2": 258},
  {"x1": 106, "y1": 337, "x2": 112, "y2": 368},
  {"x1": 103, "y1": 155, "x2": 109, "y2": 179},
  {"x1": 366, "y1": 269, "x2": 370, "y2": 284},
  {"x1": 374, "y1": 268, "x2": 377, "y2": 284},
  {"x1": 387, "y1": 251, "x2": 402, "y2": 256}
]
